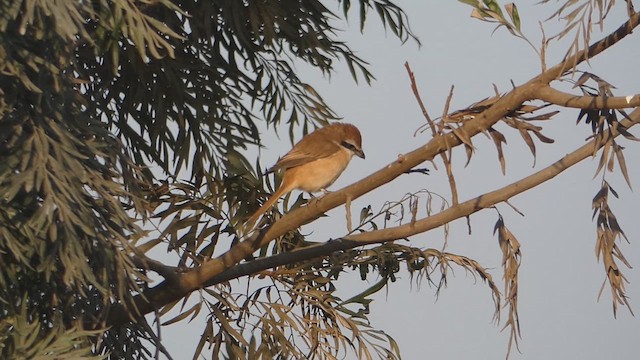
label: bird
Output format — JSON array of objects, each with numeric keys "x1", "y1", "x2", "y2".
[{"x1": 247, "y1": 123, "x2": 365, "y2": 228}]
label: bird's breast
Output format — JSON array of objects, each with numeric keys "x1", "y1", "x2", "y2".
[{"x1": 285, "y1": 149, "x2": 354, "y2": 192}]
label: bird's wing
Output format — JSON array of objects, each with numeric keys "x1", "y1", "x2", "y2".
[{"x1": 269, "y1": 128, "x2": 341, "y2": 171}]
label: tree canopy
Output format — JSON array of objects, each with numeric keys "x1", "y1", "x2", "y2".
[{"x1": 1, "y1": 0, "x2": 639, "y2": 359}]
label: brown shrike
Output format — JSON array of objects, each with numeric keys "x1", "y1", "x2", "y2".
[{"x1": 248, "y1": 123, "x2": 365, "y2": 227}]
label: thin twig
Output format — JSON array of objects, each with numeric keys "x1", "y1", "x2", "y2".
[
  {"x1": 404, "y1": 62, "x2": 436, "y2": 132},
  {"x1": 405, "y1": 62, "x2": 460, "y2": 205},
  {"x1": 345, "y1": 195, "x2": 353, "y2": 233},
  {"x1": 440, "y1": 85, "x2": 460, "y2": 205}
]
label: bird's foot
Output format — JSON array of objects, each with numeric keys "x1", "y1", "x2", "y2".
[{"x1": 308, "y1": 189, "x2": 331, "y2": 204}]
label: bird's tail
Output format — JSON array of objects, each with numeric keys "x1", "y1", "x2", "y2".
[{"x1": 246, "y1": 184, "x2": 288, "y2": 230}]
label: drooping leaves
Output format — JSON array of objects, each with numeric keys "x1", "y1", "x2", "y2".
[
  {"x1": 592, "y1": 181, "x2": 634, "y2": 317},
  {"x1": 494, "y1": 215, "x2": 522, "y2": 359},
  {"x1": 1, "y1": 0, "x2": 417, "y2": 359}
]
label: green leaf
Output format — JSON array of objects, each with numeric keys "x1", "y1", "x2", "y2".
[{"x1": 505, "y1": 3, "x2": 521, "y2": 31}]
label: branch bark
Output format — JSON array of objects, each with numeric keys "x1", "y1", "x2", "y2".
[{"x1": 536, "y1": 86, "x2": 640, "y2": 109}]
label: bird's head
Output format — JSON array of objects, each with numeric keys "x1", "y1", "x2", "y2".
[{"x1": 336, "y1": 123, "x2": 365, "y2": 159}]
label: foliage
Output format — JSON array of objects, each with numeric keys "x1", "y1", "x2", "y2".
[
  {"x1": 1, "y1": 302, "x2": 101, "y2": 360},
  {"x1": 0, "y1": 0, "x2": 414, "y2": 358},
  {"x1": 1, "y1": 0, "x2": 638, "y2": 359}
]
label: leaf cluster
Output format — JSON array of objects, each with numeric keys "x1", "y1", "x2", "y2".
[
  {"x1": 494, "y1": 215, "x2": 522, "y2": 358},
  {"x1": 1, "y1": 302, "x2": 101, "y2": 360},
  {"x1": 1, "y1": 2, "x2": 149, "y2": 357},
  {"x1": 458, "y1": 0, "x2": 523, "y2": 34},
  {"x1": 1, "y1": 0, "x2": 416, "y2": 358},
  {"x1": 542, "y1": 0, "x2": 617, "y2": 63},
  {"x1": 445, "y1": 93, "x2": 557, "y2": 172},
  {"x1": 570, "y1": 72, "x2": 638, "y2": 317}
]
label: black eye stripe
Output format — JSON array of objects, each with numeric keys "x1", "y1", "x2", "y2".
[{"x1": 341, "y1": 141, "x2": 356, "y2": 150}]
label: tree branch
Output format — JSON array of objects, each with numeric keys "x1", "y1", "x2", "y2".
[
  {"x1": 105, "y1": 11, "x2": 640, "y2": 327},
  {"x1": 344, "y1": 110, "x2": 639, "y2": 245},
  {"x1": 405, "y1": 62, "x2": 460, "y2": 205},
  {"x1": 185, "y1": 10, "x2": 640, "y2": 284},
  {"x1": 202, "y1": 107, "x2": 640, "y2": 287},
  {"x1": 536, "y1": 86, "x2": 640, "y2": 109},
  {"x1": 130, "y1": 253, "x2": 181, "y2": 286}
]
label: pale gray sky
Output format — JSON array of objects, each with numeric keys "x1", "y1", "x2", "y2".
[{"x1": 160, "y1": 2, "x2": 640, "y2": 359}]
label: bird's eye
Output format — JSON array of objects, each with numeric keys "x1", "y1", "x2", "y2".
[{"x1": 341, "y1": 141, "x2": 356, "y2": 150}]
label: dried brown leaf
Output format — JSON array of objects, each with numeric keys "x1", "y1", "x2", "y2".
[
  {"x1": 607, "y1": 143, "x2": 616, "y2": 172},
  {"x1": 594, "y1": 139, "x2": 612, "y2": 178},
  {"x1": 212, "y1": 306, "x2": 249, "y2": 347},
  {"x1": 494, "y1": 216, "x2": 522, "y2": 358},
  {"x1": 518, "y1": 128, "x2": 537, "y2": 166},
  {"x1": 161, "y1": 302, "x2": 202, "y2": 326},
  {"x1": 452, "y1": 125, "x2": 474, "y2": 149},
  {"x1": 573, "y1": 71, "x2": 593, "y2": 88},
  {"x1": 531, "y1": 131, "x2": 555, "y2": 144},
  {"x1": 613, "y1": 144, "x2": 633, "y2": 189},
  {"x1": 488, "y1": 127, "x2": 508, "y2": 175},
  {"x1": 464, "y1": 144, "x2": 474, "y2": 167},
  {"x1": 521, "y1": 110, "x2": 560, "y2": 121}
]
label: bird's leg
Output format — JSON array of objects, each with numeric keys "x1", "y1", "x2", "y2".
[{"x1": 308, "y1": 188, "x2": 331, "y2": 205}]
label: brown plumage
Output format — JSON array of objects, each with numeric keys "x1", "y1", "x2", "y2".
[{"x1": 247, "y1": 123, "x2": 364, "y2": 228}]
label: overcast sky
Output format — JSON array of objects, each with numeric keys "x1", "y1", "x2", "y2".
[{"x1": 160, "y1": 2, "x2": 640, "y2": 359}]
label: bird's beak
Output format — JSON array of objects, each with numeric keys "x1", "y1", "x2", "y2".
[{"x1": 355, "y1": 149, "x2": 365, "y2": 159}]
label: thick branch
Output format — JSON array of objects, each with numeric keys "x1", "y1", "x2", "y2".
[
  {"x1": 204, "y1": 107, "x2": 640, "y2": 286},
  {"x1": 344, "y1": 112, "x2": 640, "y2": 244},
  {"x1": 186, "y1": 11, "x2": 640, "y2": 283},
  {"x1": 536, "y1": 86, "x2": 640, "y2": 109},
  {"x1": 130, "y1": 253, "x2": 181, "y2": 285},
  {"x1": 106, "y1": 11, "x2": 640, "y2": 327}
]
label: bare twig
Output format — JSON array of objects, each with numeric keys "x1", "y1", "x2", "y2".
[
  {"x1": 441, "y1": 86, "x2": 462, "y2": 204},
  {"x1": 345, "y1": 195, "x2": 353, "y2": 233},
  {"x1": 404, "y1": 62, "x2": 437, "y2": 132},
  {"x1": 405, "y1": 62, "x2": 460, "y2": 205},
  {"x1": 627, "y1": 0, "x2": 636, "y2": 17},
  {"x1": 130, "y1": 253, "x2": 181, "y2": 285}
]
